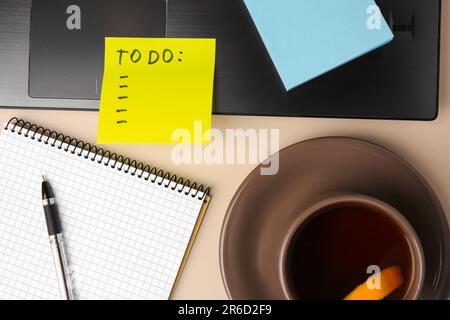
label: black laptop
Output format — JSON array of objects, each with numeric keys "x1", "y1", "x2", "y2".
[{"x1": 0, "y1": 0, "x2": 442, "y2": 120}]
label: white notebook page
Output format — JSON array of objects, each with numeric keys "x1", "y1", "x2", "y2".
[{"x1": 0, "y1": 124, "x2": 205, "y2": 300}]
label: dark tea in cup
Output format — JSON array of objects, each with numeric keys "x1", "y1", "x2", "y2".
[{"x1": 280, "y1": 194, "x2": 424, "y2": 300}]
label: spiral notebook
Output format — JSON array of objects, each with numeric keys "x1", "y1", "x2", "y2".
[{"x1": 0, "y1": 118, "x2": 210, "y2": 300}]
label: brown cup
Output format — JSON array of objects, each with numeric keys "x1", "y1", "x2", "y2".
[{"x1": 279, "y1": 194, "x2": 425, "y2": 300}]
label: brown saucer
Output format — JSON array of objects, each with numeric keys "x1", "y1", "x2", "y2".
[{"x1": 220, "y1": 137, "x2": 450, "y2": 300}]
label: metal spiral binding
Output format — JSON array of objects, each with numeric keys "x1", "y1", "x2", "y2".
[{"x1": 5, "y1": 117, "x2": 210, "y2": 200}]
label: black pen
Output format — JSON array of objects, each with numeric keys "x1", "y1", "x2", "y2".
[{"x1": 41, "y1": 176, "x2": 74, "y2": 300}]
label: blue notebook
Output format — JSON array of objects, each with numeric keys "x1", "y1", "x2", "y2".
[{"x1": 243, "y1": 0, "x2": 394, "y2": 90}]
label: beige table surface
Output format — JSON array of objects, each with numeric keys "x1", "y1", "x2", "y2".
[{"x1": 1, "y1": 3, "x2": 449, "y2": 300}]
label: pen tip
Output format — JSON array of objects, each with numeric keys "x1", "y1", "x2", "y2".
[{"x1": 42, "y1": 175, "x2": 46, "y2": 182}]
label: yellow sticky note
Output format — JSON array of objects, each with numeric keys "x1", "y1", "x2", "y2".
[{"x1": 98, "y1": 37, "x2": 216, "y2": 144}]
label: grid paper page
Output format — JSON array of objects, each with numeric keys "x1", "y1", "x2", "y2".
[{"x1": 0, "y1": 125, "x2": 205, "y2": 300}]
